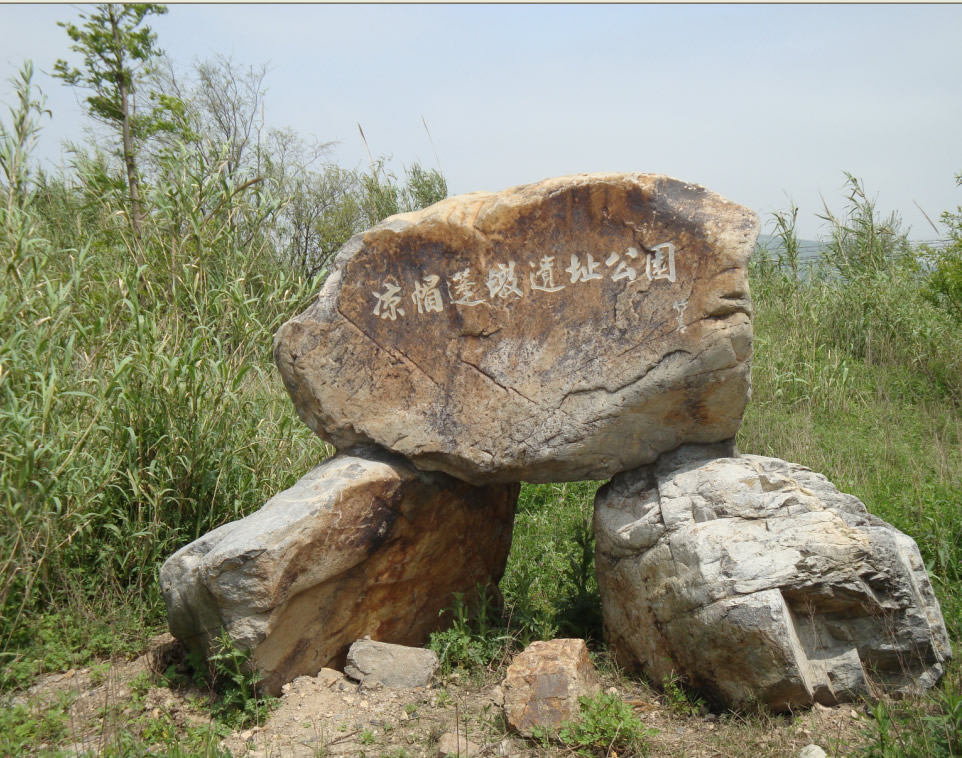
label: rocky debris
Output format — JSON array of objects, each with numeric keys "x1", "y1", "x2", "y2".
[
  {"x1": 595, "y1": 445, "x2": 952, "y2": 712},
  {"x1": 798, "y1": 745, "x2": 828, "y2": 758},
  {"x1": 502, "y1": 638, "x2": 601, "y2": 736},
  {"x1": 436, "y1": 730, "x2": 482, "y2": 757},
  {"x1": 160, "y1": 446, "x2": 518, "y2": 695},
  {"x1": 344, "y1": 638, "x2": 440, "y2": 688},
  {"x1": 13, "y1": 645, "x2": 877, "y2": 757},
  {"x1": 274, "y1": 172, "x2": 759, "y2": 485}
]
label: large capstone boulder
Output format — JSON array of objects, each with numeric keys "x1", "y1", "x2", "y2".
[
  {"x1": 274, "y1": 173, "x2": 759, "y2": 485},
  {"x1": 160, "y1": 447, "x2": 518, "y2": 695},
  {"x1": 594, "y1": 445, "x2": 952, "y2": 712}
]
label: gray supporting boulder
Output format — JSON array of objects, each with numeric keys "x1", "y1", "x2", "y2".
[
  {"x1": 594, "y1": 444, "x2": 952, "y2": 712},
  {"x1": 160, "y1": 446, "x2": 518, "y2": 695}
]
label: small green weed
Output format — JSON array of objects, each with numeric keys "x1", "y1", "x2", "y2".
[
  {"x1": 359, "y1": 727, "x2": 377, "y2": 745},
  {"x1": 198, "y1": 632, "x2": 278, "y2": 729},
  {"x1": 535, "y1": 691, "x2": 655, "y2": 756},
  {"x1": 429, "y1": 587, "x2": 510, "y2": 675},
  {"x1": 101, "y1": 714, "x2": 230, "y2": 758},
  {"x1": 661, "y1": 672, "x2": 706, "y2": 717},
  {"x1": 89, "y1": 660, "x2": 110, "y2": 687},
  {"x1": 129, "y1": 671, "x2": 152, "y2": 706}
]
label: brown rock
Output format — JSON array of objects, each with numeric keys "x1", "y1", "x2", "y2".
[
  {"x1": 160, "y1": 446, "x2": 518, "y2": 695},
  {"x1": 502, "y1": 638, "x2": 601, "y2": 736},
  {"x1": 274, "y1": 173, "x2": 759, "y2": 485}
]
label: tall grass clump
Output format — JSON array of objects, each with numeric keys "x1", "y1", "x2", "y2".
[
  {"x1": 0, "y1": 64, "x2": 327, "y2": 686},
  {"x1": 0, "y1": 52, "x2": 451, "y2": 688},
  {"x1": 921, "y1": 172, "x2": 962, "y2": 323}
]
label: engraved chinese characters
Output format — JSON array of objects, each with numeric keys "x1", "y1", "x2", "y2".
[
  {"x1": 274, "y1": 173, "x2": 760, "y2": 485},
  {"x1": 368, "y1": 244, "x2": 677, "y2": 321}
]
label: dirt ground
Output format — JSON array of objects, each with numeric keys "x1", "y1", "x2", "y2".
[{"x1": 6, "y1": 635, "x2": 871, "y2": 757}]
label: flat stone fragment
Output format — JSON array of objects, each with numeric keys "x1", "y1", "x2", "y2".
[
  {"x1": 436, "y1": 731, "x2": 482, "y2": 758},
  {"x1": 160, "y1": 447, "x2": 518, "y2": 695},
  {"x1": 502, "y1": 638, "x2": 601, "y2": 736},
  {"x1": 274, "y1": 173, "x2": 759, "y2": 484},
  {"x1": 594, "y1": 445, "x2": 952, "y2": 712},
  {"x1": 344, "y1": 638, "x2": 439, "y2": 688}
]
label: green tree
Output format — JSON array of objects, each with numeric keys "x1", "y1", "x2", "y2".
[
  {"x1": 261, "y1": 127, "x2": 357, "y2": 277},
  {"x1": 53, "y1": 3, "x2": 168, "y2": 247},
  {"x1": 402, "y1": 162, "x2": 447, "y2": 212}
]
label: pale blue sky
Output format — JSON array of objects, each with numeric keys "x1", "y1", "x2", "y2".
[{"x1": 2, "y1": 3, "x2": 961, "y2": 240}]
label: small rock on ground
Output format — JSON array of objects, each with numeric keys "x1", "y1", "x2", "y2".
[
  {"x1": 437, "y1": 730, "x2": 482, "y2": 757},
  {"x1": 345, "y1": 638, "x2": 440, "y2": 688}
]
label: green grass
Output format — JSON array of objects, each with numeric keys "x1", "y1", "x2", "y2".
[
  {"x1": 504, "y1": 480, "x2": 603, "y2": 642},
  {"x1": 429, "y1": 480, "x2": 603, "y2": 674}
]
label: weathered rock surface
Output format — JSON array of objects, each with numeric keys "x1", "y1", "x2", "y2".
[
  {"x1": 502, "y1": 638, "x2": 601, "y2": 736},
  {"x1": 274, "y1": 173, "x2": 759, "y2": 484},
  {"x1": 436, "y1": 731, "x2": 482, "y2": 758},
  {"x1": 160, "y1": 447, "x2": 518, "y2": 695},
  {"x1": 344, "y1": 638, "x2": 439, "y2": 688},
  {"x1": 595, "y1": 445, "x2": 952, "y2": 712}
]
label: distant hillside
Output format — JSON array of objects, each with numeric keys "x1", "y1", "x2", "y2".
[{"x1": 755, "y1": 233, "x2": 826, "y2": 262}]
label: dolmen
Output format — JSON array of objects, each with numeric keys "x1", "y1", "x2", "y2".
[{"x1": 161, "y1": 173, "x2": 951, "y2": 707}]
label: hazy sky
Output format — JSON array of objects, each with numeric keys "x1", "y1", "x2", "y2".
[{"x1": 2, "y1": 3, "x2": 961, "y2": 241}]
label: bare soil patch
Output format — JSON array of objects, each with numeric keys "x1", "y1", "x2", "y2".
[{"x1": 4, "y1": 635, "x2": 870, "y2": 757}]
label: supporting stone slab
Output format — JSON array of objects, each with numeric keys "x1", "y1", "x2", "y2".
[
  {"x1": 160, "y1": 446, "x2": 518, "y2": 695},
  {"x1": 595, "y1": 445, "x2": 952, "y2": 712}
]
